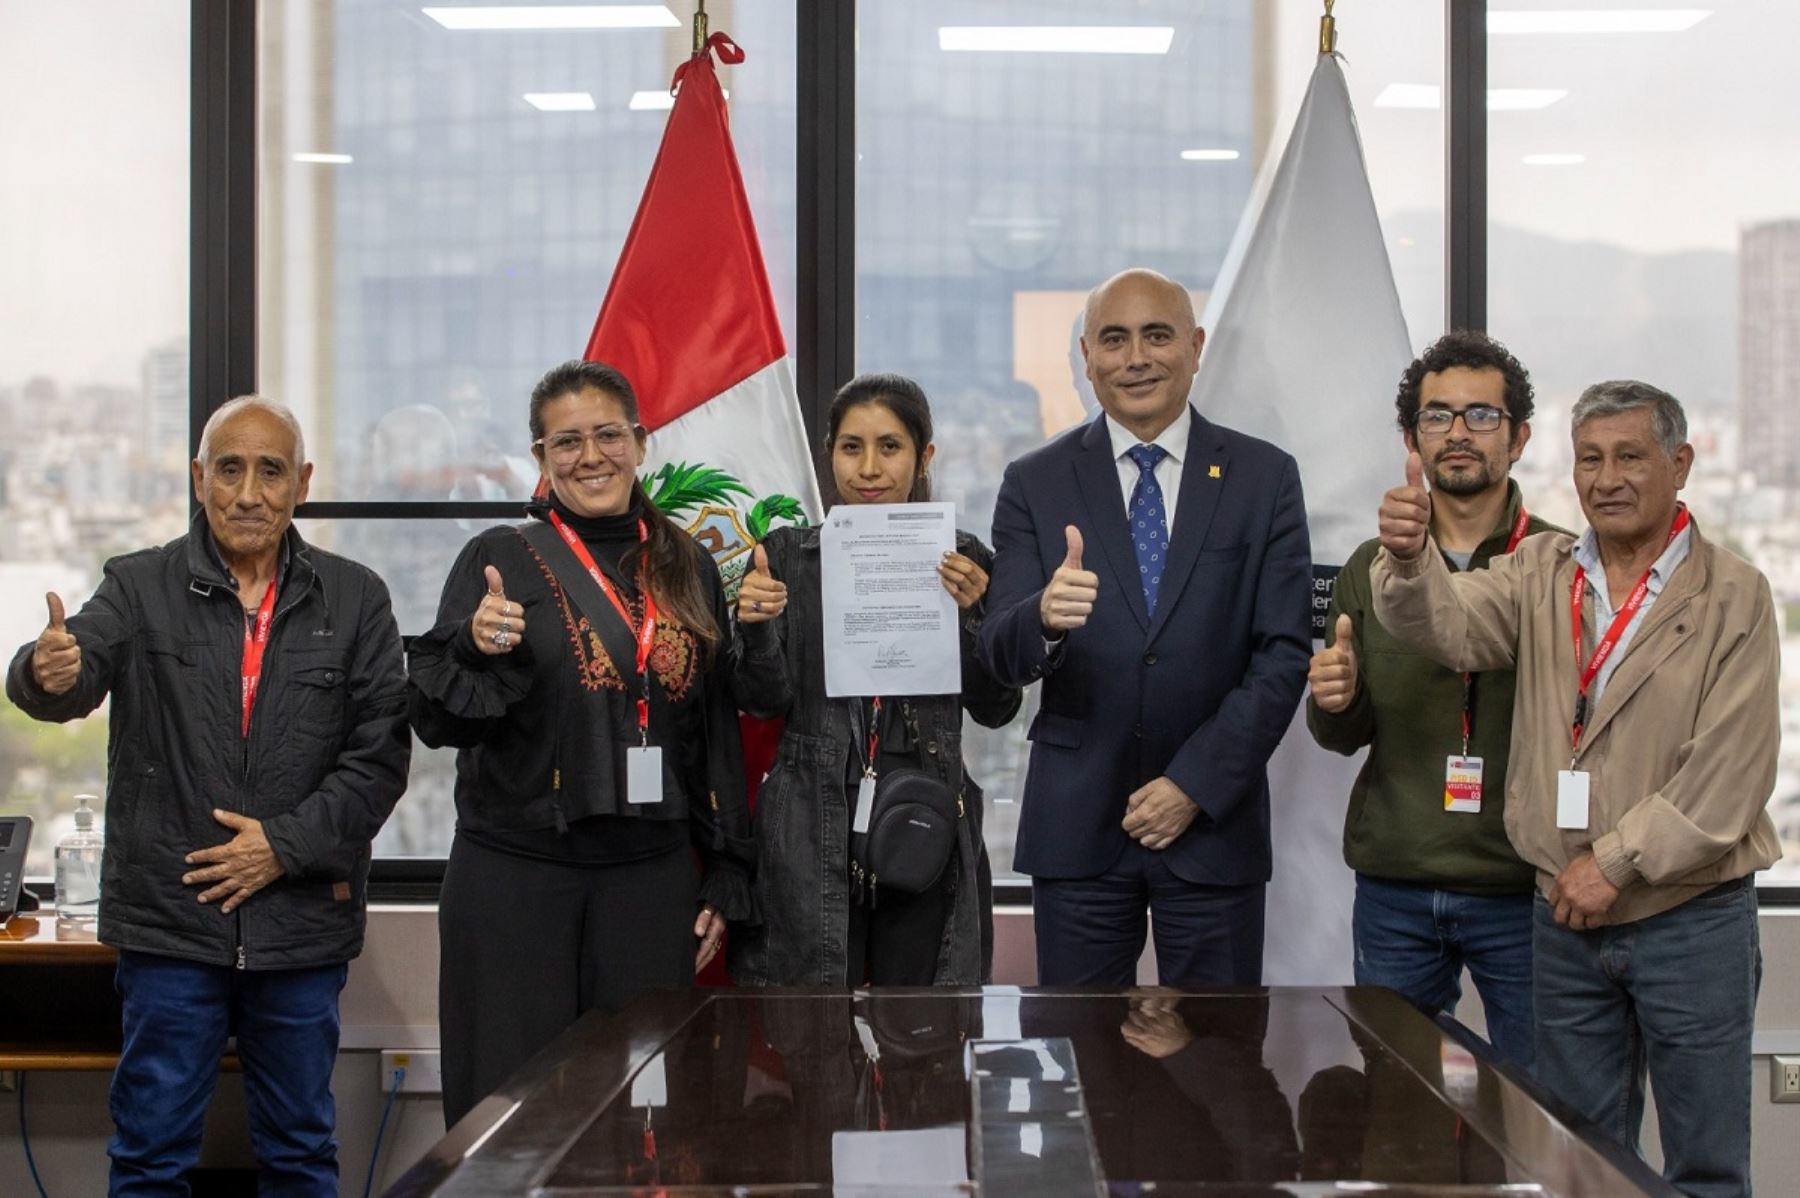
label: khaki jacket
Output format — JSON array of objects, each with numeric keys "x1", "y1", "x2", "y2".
[{"x1": 1371, "y1": 522, "x2": 1780, "y2": 925}]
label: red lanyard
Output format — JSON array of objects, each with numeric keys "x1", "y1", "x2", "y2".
[
  {"x1": 1568, "y1": 505, "x2": 1690, "y2": 750},
  {"x1": 1457, "y1": 507, "x2": 1532, "y2": 749},
  {"x1": 548, "y1": 511, "x2": 658, "y2": 742},
  {"x1": 860, "y1": 697, "x2": 884, "y2": 775},
  {"x1": 240, "y1": 577, "x2": 280, "y2": 738}
]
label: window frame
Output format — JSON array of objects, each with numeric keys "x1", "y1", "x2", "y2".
[{"x1": 186, "y1": 1, "x2": 1800, "y2": 904}]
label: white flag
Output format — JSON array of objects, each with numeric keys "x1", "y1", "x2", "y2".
[{"x1": 1191, "y1": 52, "x2": 1413, "y2": 985}]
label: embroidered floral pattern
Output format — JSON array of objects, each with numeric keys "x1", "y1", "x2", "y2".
[
  {"x1": 648, "y1": 620, "x2": 698, "y2": 701},
  {"x1": 521, "y1": 535, "x2": 698, "y2": 701}
]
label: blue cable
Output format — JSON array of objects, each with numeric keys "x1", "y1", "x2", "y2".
[
  {"x1": 20, "y1": 1071, "x2": 49, "y2": 1198},
  {"x1": 363, "y1": 1065, "x2": 405, "y2": 1198}
]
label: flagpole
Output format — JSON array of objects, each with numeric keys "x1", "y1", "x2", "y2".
[
  {"x1": 693, "y1": 0, "x2": 708, "y2": 55},
  {"x1": 1319, "y1": 0, "x2": 1337, "y2": 55}
]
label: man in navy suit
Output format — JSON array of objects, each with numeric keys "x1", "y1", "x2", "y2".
[{"x1": 980, "y1": 268, "x2": 1312, "y2": 986}]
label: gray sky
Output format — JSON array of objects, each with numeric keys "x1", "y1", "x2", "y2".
[
  {"x1": 0, "y1": 2, "x2": 188, "y2": 387},
  {"x1": 1276, "y1": 0, "x2": 1800, "y2": 254}
]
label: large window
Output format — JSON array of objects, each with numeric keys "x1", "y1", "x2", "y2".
[
  {"x1": 26, "y1": 3, "x2": 1787, "y2": 895},
  {"x1": 0, "y1": 2, "x2": 190, "y2": 878},
  {"x1": 258, "y1": 0, "x2": 798, "y2": 857},
  {"x1": 1487, "y1": 0, "x2": 1800, "y2": 881},
  {"x1": 854, "y1": 0, "x2": 1443, "y2": 879}
]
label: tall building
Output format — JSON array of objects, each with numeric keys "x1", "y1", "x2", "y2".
[
  {"x1": 1739, "y1": 219, "x2": 1800, "y2": 490},
  {"x1": 140, "y1": 337, "x2": 188, "y2": 453}
]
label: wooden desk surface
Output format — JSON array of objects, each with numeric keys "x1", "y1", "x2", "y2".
[
  {"x1": 1, "y1": 914, "x2": 117, "y2": 965},
  {"x1": 0, "y1": 913, "x2": 126, "y2": 1070}
]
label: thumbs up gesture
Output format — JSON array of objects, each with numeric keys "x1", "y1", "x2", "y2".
[
  {"x1": 1378, "y1": 452, "x2": 1433, "y2": 561},
  {"x1": 737, "y1": 542, "x2": 788, "y2": 625},
  {"x1": 469, "y1": 564, "x2": 526, "y2": 656},
  {"x1": 31, "y1": 592, "x2": 81, "y2": 696},
  {"x1": 1308, "y1": 613, "x2": 1360, "y2": 714},
  {"x1": 1039, "y1": 525, "x2": 1100, "y2": 633}
]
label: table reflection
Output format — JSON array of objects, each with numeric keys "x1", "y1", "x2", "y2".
[
  {"x1": 544, "y1": 988, "x2": 1526, "y2": 1191},
  {"x1": 390, "y1": 988, "x2": 1678, "y2": 1197}
]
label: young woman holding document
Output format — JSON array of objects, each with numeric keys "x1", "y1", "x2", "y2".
[{"x1": 730, "y1": 373, "x2": 1022, "y2": 987}]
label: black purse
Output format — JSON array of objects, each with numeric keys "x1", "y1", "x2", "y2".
[{"x1": 850, "y1": 767, "x2": 959, "y2": 904}]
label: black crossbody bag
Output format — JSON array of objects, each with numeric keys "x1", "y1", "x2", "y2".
[{"x1": 849, "y1": 701, "x2": 960, "y2": 905}]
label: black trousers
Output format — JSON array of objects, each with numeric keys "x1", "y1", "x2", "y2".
[
  {"x1": 438, "y1": 832, "x2": 697, "y2": 1127},
  {"x1": 845, "y1": 875, "x2": 952, "y2": 987},
  {"x1": 1031, "y1": 838, "x2": 1265, "y2": 986}
]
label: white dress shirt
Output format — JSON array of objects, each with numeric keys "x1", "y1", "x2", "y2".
[
  {"x1": 1571, "y1": 520, "x2": 1694, "y2": 708},
  {"x1": 1105, "y1": 405, "x2": 1190, "y2": 536}
]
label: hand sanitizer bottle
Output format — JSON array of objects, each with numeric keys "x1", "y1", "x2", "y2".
[{"x1": 54, "y1": 794, "x2": 102, "y2": 921}]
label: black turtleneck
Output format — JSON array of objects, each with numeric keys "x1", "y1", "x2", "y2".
[{"x1": 546, "y1": 493, "x2": 644, "y2": 588}]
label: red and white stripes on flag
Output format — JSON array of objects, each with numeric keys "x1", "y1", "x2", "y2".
[
  {"x1": 580, "y1": 34, "x2": 819, "y2": 986},
  {"x1": 586, "y1": 32, "x2": 822, "y2": 590}
]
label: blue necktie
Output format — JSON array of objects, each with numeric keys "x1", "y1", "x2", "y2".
[{"x1": 1127, "y1": 444, "x2": 1170, "y2": 615}]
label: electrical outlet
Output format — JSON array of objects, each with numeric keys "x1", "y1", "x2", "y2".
[
  {"x1": 1772, "y1": 1056, "x2": 1800, "y2": 1103},
  {"x1": 380, "y1": 1049, "x2": 442, "y2": 1096}
]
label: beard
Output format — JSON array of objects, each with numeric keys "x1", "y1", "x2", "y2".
[{"x1": 1430, "y1": 445, "x2": 1502, "y2": 497}]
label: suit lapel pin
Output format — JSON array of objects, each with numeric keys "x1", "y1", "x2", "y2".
[{"x1": 1208, "y1": 464, "x2": 1222, "y2": 478}]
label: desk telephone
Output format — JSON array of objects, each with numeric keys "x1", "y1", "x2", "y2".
[{"x1": 0, "y1": 816, "x2": 34, "y2": 919}]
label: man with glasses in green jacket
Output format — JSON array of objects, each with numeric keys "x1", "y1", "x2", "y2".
[{"x1": 1307, "y1": 330, "x2": 1564, "y2": 1071}]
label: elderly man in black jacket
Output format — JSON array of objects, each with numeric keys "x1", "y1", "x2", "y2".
[{"x1": 6, "y1": 395, "x2": 410, "y2": 1196}]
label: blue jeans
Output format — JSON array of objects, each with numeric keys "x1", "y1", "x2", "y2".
[
  {"x1": 109, "y1": 949, "x2": 348, "y2": 1197},
  {"x1": 1534, "y1": 880, "x2": 1761, "y2": 1198},
  {"x1": 1353, "y1": 874, "x2": 1535, "y2": 1071}
]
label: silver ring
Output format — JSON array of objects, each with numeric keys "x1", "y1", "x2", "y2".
[
  {"x1": 499, "y1": 617, "x2": 510, "y2": 633},
  {"x1": 752, "y1": 599, "x2": 763, "y2": 612},
  {"x1": 492, "y1": 629, "x2": 507, "y2": 648}
]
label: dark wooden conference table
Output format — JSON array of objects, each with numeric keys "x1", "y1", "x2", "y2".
[{"x1": 386, "y1": 985, "x2": 1677, "y2": 1197}]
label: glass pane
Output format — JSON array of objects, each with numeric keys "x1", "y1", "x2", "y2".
[
  {"x1": 258, "y1": 0, "x2": 798, "y2": 501},
  {"x1": 380, "y1": 736, "x2": 460, "y2": 859},
  {"x1": 855, "y1": 0, "x2": 1443, "y2": 880},
  {"x1": 0, "y1": 2, "x2": 190, "y2": 878},
  {"x1": 1487, "y1": 0, "x2": 1800, "y2": 882},
  {"x1": 294, "y1": 517, "x2": 514, "y2": 858}
]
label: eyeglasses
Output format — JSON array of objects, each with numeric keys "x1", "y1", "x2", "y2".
[
  {"x1": 533, "y1": 423, "x2": 641, "y2": 463},
  {"x1": 1415, "y1": 405, "x2": 1507, "y2": 434}
]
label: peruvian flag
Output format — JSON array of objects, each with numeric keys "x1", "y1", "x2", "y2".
[
  {"x1": 585, "y1": 32, "x2": 822, "y2": 584},
  {"x1": 583, "y1": 33, "x2": 817, "y2": 984}
]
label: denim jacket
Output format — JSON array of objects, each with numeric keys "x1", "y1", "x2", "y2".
[{"x1": 727, "y1": 524, "x2": 1021, "y2": 985}]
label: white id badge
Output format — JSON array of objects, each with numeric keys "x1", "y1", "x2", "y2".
[
  {"x1": 1556, "y1": 769, "x2": 1590, "y2": 829},
  {"x1": 853, "y1": 773, "x2": 876, "y2": 835},
  {"x1": 626, "y1": 745, "x2": 663, "y2": 805},
  {"x1": 1444, "y1": 756, "x2": 1483, "y2": 813},
  {"x1": 629, "y1": 1052, "x2": 667, "y2": 1109}
]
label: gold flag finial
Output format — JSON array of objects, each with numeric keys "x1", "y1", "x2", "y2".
[
  {"x1": 1319, "y1": 0, "x2": 1338, "y2": 55},
  {"x1": 693, "y1": 0, "x2": 709, "y2": 55}
]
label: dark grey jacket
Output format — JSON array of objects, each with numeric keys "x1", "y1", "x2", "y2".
[
  {"x1": 726, "y1": 525, "x2": 1020, "y2": 986},
  {"x1": 5, "y1": 518, "x2": 410, "y2": 970}
]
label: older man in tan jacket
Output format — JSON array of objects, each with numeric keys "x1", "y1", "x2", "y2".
[{"x1": 1369, "y1": 379, "x2": 1779, "y2": 1198}]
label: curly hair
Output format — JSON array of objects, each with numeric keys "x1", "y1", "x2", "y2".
[{"x1": 1394, "y1": 329, "x2": 1535, "y2": 435}]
